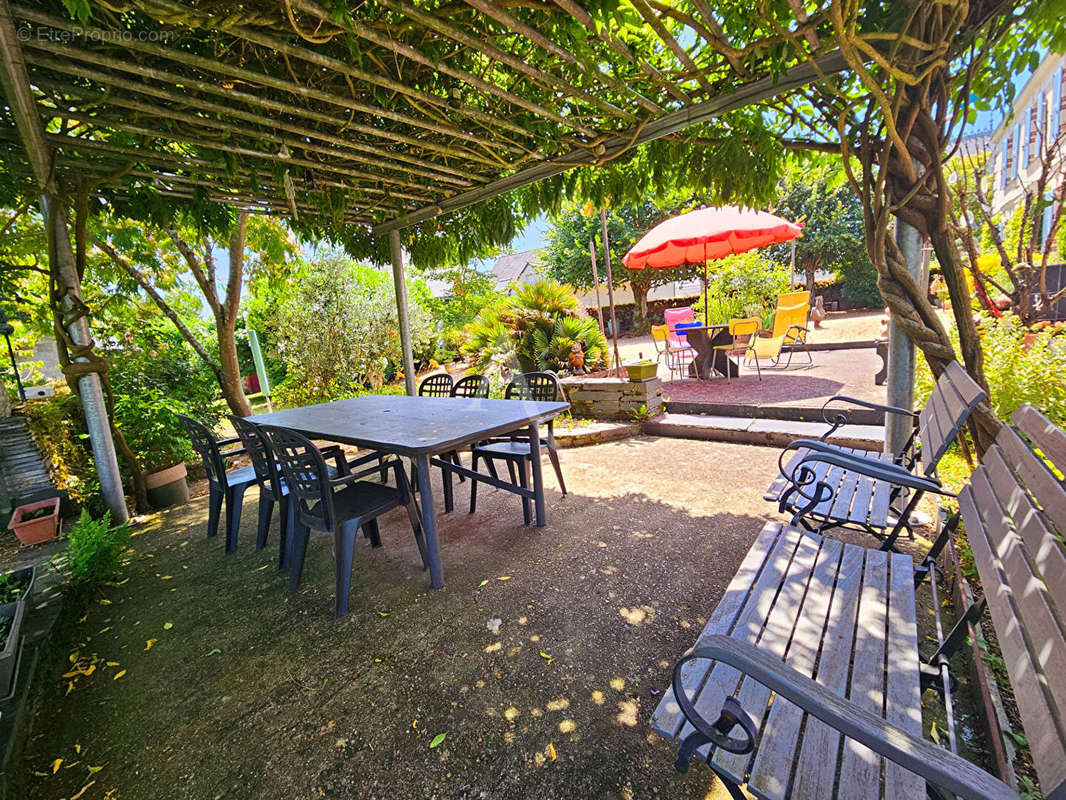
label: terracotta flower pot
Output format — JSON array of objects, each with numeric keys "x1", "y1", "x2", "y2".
[
  {"x1": 7, "y1": 497, "x2": 60, "y2": 546},
  {"x1": 144, "y1": 462, "x2": 189, "y2": 510}
]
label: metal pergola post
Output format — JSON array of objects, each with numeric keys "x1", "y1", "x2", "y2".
[
  {"x1": 0, "y1": 2, "x2": 127, "y2": 522},
  {"x1": 885, "y1": 219, "x2": 924, "y2": 457},
  {"x1": 388, "y1": 229, "x2": 417, "y2": 396}
]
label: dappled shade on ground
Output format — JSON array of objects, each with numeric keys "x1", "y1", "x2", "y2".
[{"x1": 17, "y1": 438, "x2": 783, "y2": 800}]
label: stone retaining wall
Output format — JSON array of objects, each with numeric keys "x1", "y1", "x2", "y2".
[{"x1": 559, "y1": 376, "x2": 662, "y2": 421}]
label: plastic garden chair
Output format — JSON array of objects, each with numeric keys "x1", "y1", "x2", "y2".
[
  {"x1": 712, "y1": 317, "x2": 761, "y2": 382},
  {"x1": 259, "y1": 425, "x2": 427, "y2": 618},
  {"x1": 434, "y1": 374, "x2": 493, "y2": 509},
  {"x1": 228, "y1": 415, "x2": 355, "y2": 571},
  {"x1": 177, "y1": 414, "x2": 256, "y2": 554},
  {"x1": 418, "y1": 373, "x2": 454, "y2": 397},
  {"x1": 469, "y1": 372, "x2": 566, "y2": 523}
]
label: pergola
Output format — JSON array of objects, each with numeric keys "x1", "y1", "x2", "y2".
[{"x1": 0, "y1": 0, "x2": 896, "y2": 522}]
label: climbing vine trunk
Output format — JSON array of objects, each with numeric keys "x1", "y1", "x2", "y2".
[
  {"x1": 214, "y1": 213, "x2": 252, "y2": 417},
  {"x1": 827, "y1": 1, "x2": 1005, "y2": 454}
]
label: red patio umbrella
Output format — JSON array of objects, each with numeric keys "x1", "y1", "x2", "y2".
[{"x1": 623, "y1": 206, "x2": 802, "y2": 324}]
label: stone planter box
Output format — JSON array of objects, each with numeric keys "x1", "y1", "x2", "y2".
[
  {"x1": 560, "y1": 375, "x2": 662, "y2": 421},
  {"x1": 7, "y1": 497, "x2": 60, "y2": 546},
  {"x1": 0, "y1": 600, "x2": 25, "y2": 698}
]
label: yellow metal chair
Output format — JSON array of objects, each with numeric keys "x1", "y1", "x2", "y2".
[
  {"x1": 712, "y1": 317, "x2": 761, "y2": 382},
  {"x1": 743, "y1": 332, "x2": 790, "y2": 381},
  {"x1": 652, "y1": 323, "x2": 691, "y2": 380},
  {"x1": 766, "y1": 291, "x2": 812, "y2": 367}
]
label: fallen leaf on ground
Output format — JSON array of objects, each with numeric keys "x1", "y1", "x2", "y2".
[
  {"x1": 478, "y1": 580, "x2": 489, "y2": 588},
  {"x1": 163, "y1": 622, "x2": 173, "y2": 630},
  {"x1": 52, "y1": 759, "x2": 62, "y2": 774},
  {"x1": 98, "y1": 599, "x2": 112, "y2": 605},
  {"x1": 113, "y1": 670, "x2": 126, "y2": 680},
  {"x1": 257, "y1": 564, "x2": 270, "y2": 571},
  {"x1": 496, "y1": 576, "x2": 512, "y2": 581},
  {"x1": 144, "y1": 639, "x2": 157, "y2": 651},
  {"x1": 430, "y1": 733, "x2": 447, "y2": 749},
  {"x1": 87, "y1": 765, "x2": 104, "y2": 775},
  {"x1": 548, "y1": 742, "x2": 557, "y2": 761},
  {"x1": 205, "y1": 648, "x2": 221, "y2": 656},
  {"x1": 377, "y1": 611, "x2": 389, "y2": 617},
  {"x1": 106, "y1": 661, "x2": 119, "y2": 667}
]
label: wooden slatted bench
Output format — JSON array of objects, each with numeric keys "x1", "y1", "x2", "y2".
[
  {"x1": 765, "y1": 360, "x2": 986, "y2": 548},
  {"x1": 652, "y1": 404, "x2": 1066, "y2": 800}
]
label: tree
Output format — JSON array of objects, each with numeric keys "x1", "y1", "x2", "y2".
[
  {"x1": 93, "y1": 211, "x2": 297, "y2": 416},
  {"x1": 270, "y1": 255, "x2": 437, "y2": 406},
  {"x1": 543, "y1": 199, "x2": 701, "y2": 332},
  {"x1": 768, "y1": 160, "x2": 880, "y2": 307},
  {"x1": 949, "y1": 129, "x2": 1066, "y2": 324}
]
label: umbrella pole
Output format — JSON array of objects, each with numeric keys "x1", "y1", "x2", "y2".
[
  {"x1": 703, "y1": 260, "x2": 709, "y2": 326},
  {"x1": 589, "y1": 237, "x2": 606, "y2": 336},
  {"x1": 600, "y1": 208, "x2": 623, "y2": 375}
]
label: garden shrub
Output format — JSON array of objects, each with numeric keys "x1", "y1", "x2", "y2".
[
  {"x1": 691, "y1": 253, "x2": 791, "y2": 327},
  {"x1": 916, "y1": 312, "x2": 1066, "y2": 427},
  {"x1": 22, "y1": 391, "x2": 106, "y2": 517},
  {"x1": 461, "y1": 279, "x2": 607, "y2": 384},
  {"x1": 64, "y1": 510, "x2": 131, "y2": 588},
  {"x1": 272, "y1": 257, "x2": 436, "y2": 405}
]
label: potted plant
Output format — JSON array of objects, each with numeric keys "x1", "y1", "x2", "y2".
[
  {"x1": 113, "y1": 388, "x2": 194, "y2": 510},
  {"x1": 8, "y1": 497, "x2": 60, "y2": 545},
  {"x1": 624, "y1": 360, "x2": 659, "y2": 382}
]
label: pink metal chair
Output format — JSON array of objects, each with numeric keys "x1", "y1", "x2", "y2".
[{"x1": 663, "y1": 306, "x2": 695, "y2": 349}]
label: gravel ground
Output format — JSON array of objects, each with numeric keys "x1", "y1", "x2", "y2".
[{"x1": 16, "y1": 437, "x2": 784, "y2": 800}]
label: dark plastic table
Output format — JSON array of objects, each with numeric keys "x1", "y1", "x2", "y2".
[
  {"x1": 677, "y1": 325, "x2": 739, "y2": 379},
  {"x1": 248, "y1": 395, "x2": 569, "y2": 589}
]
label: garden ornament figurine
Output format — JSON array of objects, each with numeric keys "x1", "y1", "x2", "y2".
[{"x1": 568, "y1": 341, "x2": 586, "y2": 374}]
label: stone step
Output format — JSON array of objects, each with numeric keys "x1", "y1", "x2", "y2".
[
  {"x1": 643, "y1": 413, "x2": 884, "y2": 451},
  {"x1": 663, "y1": 400, "x2": 884, "y2": 427}
]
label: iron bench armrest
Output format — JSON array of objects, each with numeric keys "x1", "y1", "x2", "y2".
[
  {"x1": 673, "y1": 636, "x2": 1016, "y2": 800},
  {"x1": 794, "y1": 449, "x2": 952, "y2": 496},
  {"x1": 820, "y1": 395, "x2": 918, "y2": 441},
  {"x1": 777, "y1": 438, "x2": 918, "y2": 486},
  {"x1": 779, "y1": 445, "x2": 951, "y2": 515}
]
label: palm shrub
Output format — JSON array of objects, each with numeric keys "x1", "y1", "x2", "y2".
[{"x1": 461, "y1": 279, "x2": 607, "y2": 382}]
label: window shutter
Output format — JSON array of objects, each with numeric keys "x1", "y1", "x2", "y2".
[
  {"x1": 1022, "y1": 112, "x2": 1031, "y2": 168},
  {"x1": 1053, "y1": 66, "x2": 1063, "y2": 137},
  {"x1": 1001, "y1": 139, "x2": 1009, "y2": 189}
]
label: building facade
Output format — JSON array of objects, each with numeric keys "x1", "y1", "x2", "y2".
[{"x1": 989, "y1": 53, "x2": 1065, "y2": 236}]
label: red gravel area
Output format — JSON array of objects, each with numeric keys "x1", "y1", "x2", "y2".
[{"x1": 662, "y1": 347, "x2": 886, "y2": 408}]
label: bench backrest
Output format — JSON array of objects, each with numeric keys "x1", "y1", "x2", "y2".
[
  {"x1": 958, "y1": 405, "x2": 1066, "y2": 800},
  {"x1": 917, "y1": 360, "x2": 986, "y2": 475}
]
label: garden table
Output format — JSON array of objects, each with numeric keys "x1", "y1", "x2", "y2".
[
  {"x1": 677, "y1": 325, "x2": 739, "y2": 379},
  {"x1": 248, "y1": 395, "x2": 568, "y2": 589}
]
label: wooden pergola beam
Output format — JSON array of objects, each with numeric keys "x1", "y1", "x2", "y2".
[
  {"x1": 13, "y1": 5, "x2": 524, "y2": 164},
  {"x1": 21, "y1": 39, "x2": 485, "y2": 182},
  {"x1": 288, "y1": 0, "x2": 602, "y2": 135},
  {"x1": 374, "y1": 48, "x2": 850, "y2": 234},
  {"x1": 459, "y1": 0, "x2": 664, "y2": 115},
  {"x1": 133, "y1": 0, "x2": 540, "y2": 144}
]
